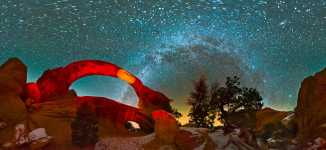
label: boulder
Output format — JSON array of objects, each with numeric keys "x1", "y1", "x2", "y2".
[
  {"x1": 295, "y1": 68, "x2": 326, "y2": 143},
  {"x1": 14, "y1": 124, "x2": 29, "y2": 145},
  {"x1": 29, "y1": 128, "x2": 53, "y2": 150},
  {"x1": 152, "y1": 110, "x2": 178, "y2": 144},
  {"x1": 175, "y1": 128, "x2": 210, "y2": 150},
  {"x1": 28, "y1": 128, "x2": 51, "y2": 142}
]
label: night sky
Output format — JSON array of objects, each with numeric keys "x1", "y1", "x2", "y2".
[{"x1": 0, "y1": 0, "x2": 325, "y2": 118}]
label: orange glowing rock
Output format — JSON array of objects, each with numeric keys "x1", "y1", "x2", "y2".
[
  {"x1": 152, "y1": 110, "x2": 178, "y2": 144},
  {"x1": 117, "y1": 69, "x2": 136, "y2": 84}
]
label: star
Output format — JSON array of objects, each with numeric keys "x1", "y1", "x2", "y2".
[{"x1": 0, "y1": 0, "x2": 325, "y2": 113}]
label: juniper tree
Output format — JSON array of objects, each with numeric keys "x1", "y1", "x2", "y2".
[
  {"x1": 210, "y1": 76, "x2": 263, "y2": 128},
  {"x1": 187, "y1": 76, "x2": 215, "y2": 128}
]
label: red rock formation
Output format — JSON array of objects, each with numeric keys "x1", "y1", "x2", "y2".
[
  {"x1": 22, "y1": 60, "x2": 172, "y2": 116},
  {"x1": 295, "y1": 68, "x2": 326, "y2": 143},
  {"x1": 0, "y1": 58, "x2": 27, "y2": 144},
  {"x1": 152, "y1": 110, "x2": 178, "y2": 144},
  {"x1": 18, "y1": 59, "x2": 177, "y2": 135},
  {"x1": 0, "y1": 58, "x2": 177, "y2": 149}
]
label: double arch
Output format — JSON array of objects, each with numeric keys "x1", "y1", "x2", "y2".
[
  {"x1": 23, "y1": 60, "x2": 172, "y2": 115},
  {"x1": 22, "y1": 60, "x2": 172, "y2": 131}
]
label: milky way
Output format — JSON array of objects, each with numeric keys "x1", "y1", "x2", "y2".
[{"x1": 0, "y1": 0, "x2": 325, "y2": 112}]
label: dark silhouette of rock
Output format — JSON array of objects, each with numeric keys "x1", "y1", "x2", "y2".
[{"x1": 296, "y1": 68, "x2": 326, "y2": 143}]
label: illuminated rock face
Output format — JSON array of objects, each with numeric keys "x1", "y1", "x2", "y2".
[
  {"x1": 296, "y1": 68, "x2": 326, "y2": 143},
  {"x1": 152, "y1": 110, "x2": 178, "y2": 144},
  {"x1": 22, "y1": 60, "x2": 172, "y2": 132}
]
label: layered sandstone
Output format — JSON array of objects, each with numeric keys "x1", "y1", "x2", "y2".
[{"x1": 296, "y1": 68, "x2": 326, "y2": 143}]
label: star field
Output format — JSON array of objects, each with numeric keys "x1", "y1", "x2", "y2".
[{"x1": 0, "y1": 0, "x2": 325, "y2": 113}]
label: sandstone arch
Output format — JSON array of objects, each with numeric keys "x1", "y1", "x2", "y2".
[{"x1": 22, "y1": 60, "x2": 172, "y2": 131}]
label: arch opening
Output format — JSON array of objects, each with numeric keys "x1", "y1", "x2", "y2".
[
  {"x1": 71, "y1": 76, "x2": 138, "y2": 106},
  {"x1": 124, "y1": 121, "x2": 141, "y2": 132}
]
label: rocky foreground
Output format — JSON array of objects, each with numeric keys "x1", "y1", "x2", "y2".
[
  {"x1": 95, "y1": 65, "x2": 326, "y2": 150},
  {"x1": 96, "y1": 110, "x2": 257, "y2": 150}
]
